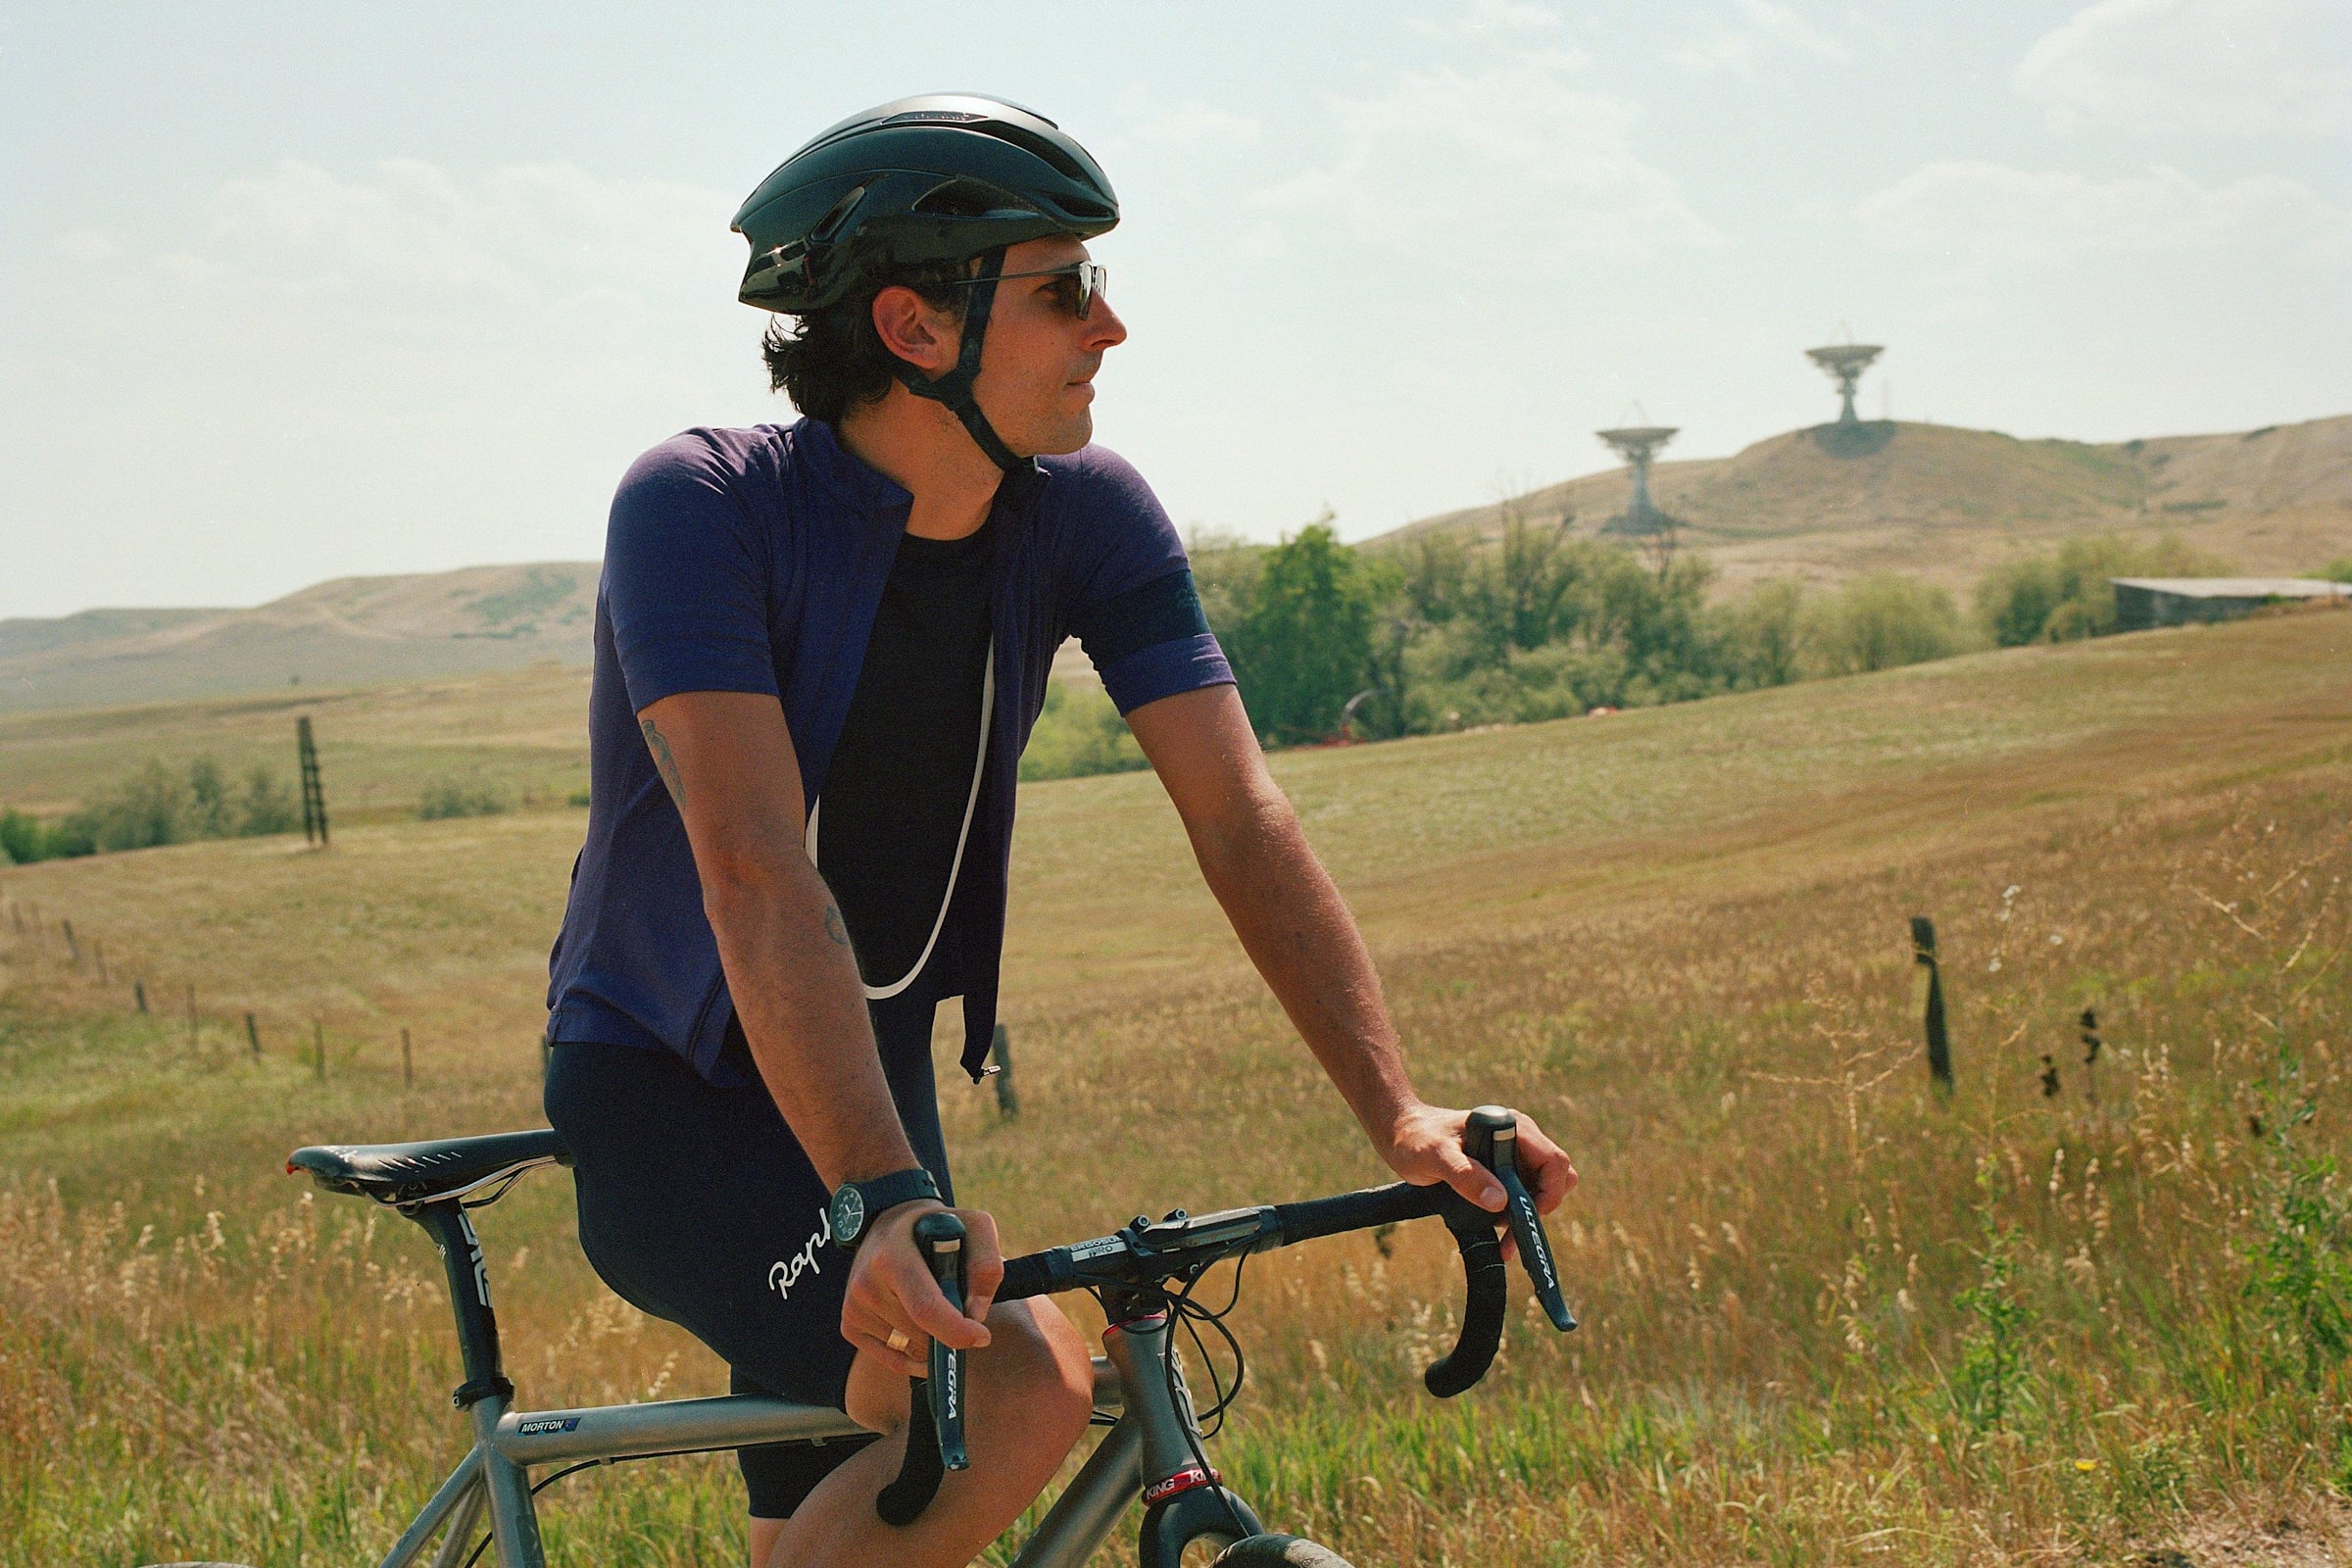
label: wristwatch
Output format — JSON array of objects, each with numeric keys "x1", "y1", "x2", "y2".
[{"x1": 828, "y1": 1168, "x2": 942, "y2": 1251}]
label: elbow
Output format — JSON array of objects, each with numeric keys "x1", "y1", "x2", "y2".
[
  {"x1": 697, "y1": 837, "x2": 811, "y2": 921},
  {"x1": 1190, "y1": 779, "x2": 1298, "y2": 882}
]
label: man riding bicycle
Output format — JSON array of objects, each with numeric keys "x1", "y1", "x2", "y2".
[{"x1": 541, "y1": 93, "x2": 1576, "y2": 1568}]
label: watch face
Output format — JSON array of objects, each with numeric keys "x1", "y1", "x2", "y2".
[{"x1": 830, "y1": 1185, "x2": 864, "y2": 1247}]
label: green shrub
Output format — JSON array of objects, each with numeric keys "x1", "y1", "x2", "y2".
[
  {"x1": 12, "y1": 757, "x2": 303, "y2": 860},
  {"x1": 238, "y1": 766, "x2": 299, "y2": 835},
  {"x1": 417, "y1": 775, "x2": 513, "y2": 820},
  {"x1": 69, "y1": 758, "x2": 193, "y2": 852},
  {"x1": 0, "y1": 808, "x2": 53, "y2": 864},
  {"x1": 1802, "y1": 574, "x2": 1972, "y2": 675},
  {"x1": 1019, "y1": 681, "x2": 1148, "y2": 782},
  {"x1": 1713, "y1": 578, "x2": 1807, "y2": 691},
  {"x1": 1976, "y1": 534, "x2": 2232, "y2": 645},
  {"x1": 2319, "y1": 558, "x2": 2352, "y2": 584}
]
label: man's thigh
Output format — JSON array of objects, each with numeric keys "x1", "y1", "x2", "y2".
[{"x1": 547, "y1": 1042, "x2": 859, "y2": 1408}]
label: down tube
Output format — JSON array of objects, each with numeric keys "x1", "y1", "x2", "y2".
[
  {"x1": 1010, "y1": 1418, "x2": 1144, "y2": 1568},
  {"x1": 375, "y1": 1447, "x2": 484, "y2": 1568}
]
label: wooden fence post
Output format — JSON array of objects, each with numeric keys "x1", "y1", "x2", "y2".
[
  {"x1": 2079, "y1": 1007, "x2": 2101, "y2": 1105},
  {"x1": 246, "y1": 1012, "x2": 261, "y2": 1058},
  {"x1": 1910, "y1": 916, "x2": 1954, "y2": 1094},
  {"x1": 133, "y1": 979, "x2": 149, "y2": 1013},
  {"x1": 93, "y1": 941, "x2": 109, "y2": 985},
  {"x1": 62, "y1": 918, "x2": 78, "y2": 965}
]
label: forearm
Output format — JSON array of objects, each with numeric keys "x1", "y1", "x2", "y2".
[
  {"x1": 707, "y1": 858, "x2": 919, "y2": 1188},
  {"x1": 1190, "y1": 795, "x2": 1419, "y2": 1139}
]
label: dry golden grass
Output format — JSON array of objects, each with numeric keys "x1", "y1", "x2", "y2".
[{"x1": 2, "y1": 612, "x2": 2348, "y2": 1566}]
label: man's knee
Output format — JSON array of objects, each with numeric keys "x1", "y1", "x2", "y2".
[{"x1": 978, "y1": 1299, "x2": 1093, "y2": 1446}]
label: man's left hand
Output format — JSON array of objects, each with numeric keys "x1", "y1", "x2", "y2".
[{"x1": 1379, "y1": 1102, "x2": 1577, "y2": 1254}]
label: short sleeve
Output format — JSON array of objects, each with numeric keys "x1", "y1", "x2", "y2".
[
  {"x1": 1060, "y1": 448, "x2": 1236, "y2": 714},
  {"x1": 603, "y1": 432, "x2": 779, "y2": 712}
]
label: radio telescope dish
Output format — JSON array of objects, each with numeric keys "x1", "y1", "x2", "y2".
[
  {"x1": 1595, "y1": 423, "x2": 1678, "y2": 537},
  {"x1": 1805, "y1": 342, "x2": 1883, "y2": 426}
]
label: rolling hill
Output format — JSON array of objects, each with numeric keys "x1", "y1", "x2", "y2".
[
  {"x1": 4, "y1": 414, "x2": 2344, "y2": 715},
  {"x1": 1381, "y1": 413, "x2": 2352, "y2": 594},
  {"x1": 0, "y1": 562, "x2": 598, "y2": 716}
]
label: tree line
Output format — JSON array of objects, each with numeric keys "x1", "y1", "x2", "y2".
[{"x1": 1191, "y1": 516, "x2": 2271, "y2": 749}]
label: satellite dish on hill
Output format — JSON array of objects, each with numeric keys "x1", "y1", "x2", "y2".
[
  {"x1": 1805, "y1": 331, "x2": 1883, "y2": 427},
  {"x1": 1595, "y1": 410, "x2": 1678, "y2": 538}
]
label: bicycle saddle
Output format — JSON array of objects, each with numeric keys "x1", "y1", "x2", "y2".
[{"x1": 287, "y1": 1128, "x2": 570, "y2": 1207}]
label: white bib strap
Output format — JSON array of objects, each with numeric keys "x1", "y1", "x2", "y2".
[{"x1": 803, "y1": 639, "x2": 996, "y2": 1002}]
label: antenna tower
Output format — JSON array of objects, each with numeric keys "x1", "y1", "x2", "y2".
[
  {"x1": 1594, "y1": 413, "x2": 1678, "y2": 537},
  {"x1": 1805, "y1": 332, "x2": 1883, "y2": 426}
]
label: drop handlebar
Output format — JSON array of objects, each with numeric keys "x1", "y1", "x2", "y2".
[{"x1": 875, "y1": 1105, "x2": 1575, "y2": 1527}]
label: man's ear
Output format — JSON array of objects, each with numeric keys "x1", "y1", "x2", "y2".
[{"x1": 871, "y1": 285, "x2": 958, "y2": 377}]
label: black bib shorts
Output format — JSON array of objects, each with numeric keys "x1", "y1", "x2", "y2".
[{"x1": 543, "y1": 979, "x2": 954, "y2": 1519}]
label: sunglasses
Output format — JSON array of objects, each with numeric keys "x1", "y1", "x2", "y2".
[{"x1": 948, "y1": 261, "x2": 1107, "y2": 320}]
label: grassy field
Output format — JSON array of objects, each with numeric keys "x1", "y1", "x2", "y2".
[
  {"x1": 2, "y1": 610, "x2": 2349, "y2": 1566},
  {"x1": 0, "y1": 662, "x2": 592, "y2": 823}
]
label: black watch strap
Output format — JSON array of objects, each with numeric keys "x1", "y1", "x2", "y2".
[{"x1": 831, "y1": 1167, "x2": 942, "y2": 1250}]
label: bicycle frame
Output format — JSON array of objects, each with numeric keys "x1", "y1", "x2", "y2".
[{"x1": 386, "y1": 1199, "x2": 1259, "y2": 1568}]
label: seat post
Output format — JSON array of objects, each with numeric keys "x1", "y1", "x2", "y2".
[
  {"x1": 410, "y1": 1198, "x2": 549, "y2": 1565},
  {"x1": 410, "y1": 1199, "x2": 511, "y2": 1409}
]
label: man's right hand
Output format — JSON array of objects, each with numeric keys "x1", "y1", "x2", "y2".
[{"x1": 841, "y1": 1200, "x2": 1006, "y2": 1378}]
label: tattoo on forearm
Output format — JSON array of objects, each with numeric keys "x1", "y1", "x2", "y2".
[
  {"x1": 823, "y1": 904, "x2": 852, "y2": 948},
  {"x1": 640, "y1": 718, "x2": 685, "y2": 808}
]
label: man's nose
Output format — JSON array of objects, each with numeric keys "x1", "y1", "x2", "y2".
[{"x1": 1086, "y1": 297, "x2": 1128, "y2": 349}]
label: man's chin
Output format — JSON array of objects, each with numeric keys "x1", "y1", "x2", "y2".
[{"x1": 1023, "y1": 412, "x2": 1095, "y2": 458}]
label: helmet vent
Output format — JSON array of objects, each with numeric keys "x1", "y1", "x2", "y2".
[
  {"x1": 987, "y1": 123, "x2": 1092, "y2": 185},
  {"x1": 911, "y1": 178, "x2": 1000, "y2": 219},
  {"x1": 809, "y1": 184, "x2": 866, "y2": 242}
]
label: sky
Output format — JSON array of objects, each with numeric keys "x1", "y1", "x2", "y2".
[{"x1": 3, "y1": 0, "x2": 2347, "y2": 619}]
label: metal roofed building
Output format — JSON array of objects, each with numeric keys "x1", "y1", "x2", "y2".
[{"x1": 2110, "y1": 577, "x2": 2352, "y2": 632}]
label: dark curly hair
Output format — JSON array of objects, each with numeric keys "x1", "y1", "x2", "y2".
[{"x1": 760, "y1": 262, "x2": 969, "y2": 422}]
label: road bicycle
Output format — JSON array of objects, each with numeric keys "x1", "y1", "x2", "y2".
[{"x1": 157, "y1": 1105, "x2": 1573, "y2": 1568}]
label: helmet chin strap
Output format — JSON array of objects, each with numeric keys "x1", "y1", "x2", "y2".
[{"x1": 894, "y1": 247, "x2": 1028, "y2": 474}]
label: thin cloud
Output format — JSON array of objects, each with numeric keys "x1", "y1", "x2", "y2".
[
  {"x1": 1674, "y1": 0, "x2": 1850, "y2": 77},
  {"x1": 1856, "y1": 160, "x2": 2352, "y2": 270},
  {"x1": 1408, "y1": 0, "x2": 1564, "y2": 39},
  {"x1": 169, "y1": 158, "x2": 734, "y2": 317},
  {"x1": 2015, "y1": 0, "x2": 2350, "y2": 137},
  {"x1": 1249, "y1": 60, "x2": 1718, "y2": 265},
  {"x1": 1128, "y1": 102, "x2": 1263, "y2": 148}
]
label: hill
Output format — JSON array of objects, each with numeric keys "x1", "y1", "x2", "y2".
[
  {"x1": 1383, "y1": 414, "x2": 2352, "y2": 594},
  {"x1": 1, "y1": 612, "x2": 2347, "y2": 1565},
  {"x1": 6, "y1": 414, "x2": 2345, "y2": 717},
  {"x1": 0, "y1": 562, "x2": 599, "y2": 715}
]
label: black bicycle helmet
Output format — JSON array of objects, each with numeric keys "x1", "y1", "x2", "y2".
[{"x1": 732, "y1": 94, "x2": 1120, "y2": 470}]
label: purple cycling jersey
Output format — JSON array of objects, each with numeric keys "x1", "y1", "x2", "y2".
[{"x1": 546, "y1": 417, "x2": 1232, "y2": 1084}]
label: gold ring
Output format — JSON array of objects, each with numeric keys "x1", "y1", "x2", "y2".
[{"x1": 886, "y1": 1329, "x2": 911, "y2": 1354}]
